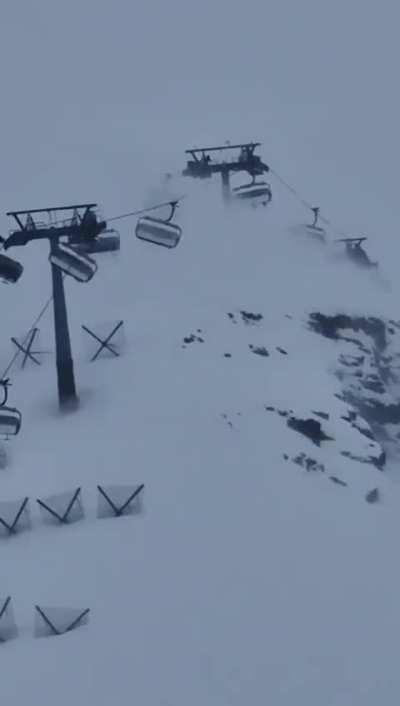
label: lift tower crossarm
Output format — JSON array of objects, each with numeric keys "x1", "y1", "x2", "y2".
[
  {"x1": 4, "y1": 205, "x2": 106, "y2": 249},
  {"x1": 6, "y1": 204, "x2": 97, "y2": 217},
  {"x1": 185, "y1": 142, "x2": 261, "y2": 155},
  {"x1": 183, "y1": 141, "x2": 269, "y2": 199}
]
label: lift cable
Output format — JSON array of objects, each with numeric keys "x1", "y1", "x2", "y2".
[
  {"x1": 0, "y1": 165, "x2": 349, "y2": 380},
  {"x1": 0, "y1": 197, "x2": 185, "y2": 379},
  {"x1": 268, "y1": 167, "x2": 347, "y2": 237},
  {"x1": 1, "y1": 288, "x2": 59, "y2": 380},
  {"x1": 107, "y1": 197, "x2": 186, "y2": 223}
]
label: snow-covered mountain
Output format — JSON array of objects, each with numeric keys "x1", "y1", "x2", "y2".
[
  {"x1": 2, "y1": 173, "x2": 400, "y2": 705},
  {"x1": 3, "y1": 1, "x2": 400, "y2": 704}
]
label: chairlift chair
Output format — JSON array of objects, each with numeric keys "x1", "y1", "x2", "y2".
[
  {"x1": 49, "y1": 243, "x2": 98, "y2": 283},
  {"x1": 0, "y1": 408, "x2": 22, "y2": 437},
  {"x1": 71, "y1": 230, "x2": 121, "y2": 255},
  {"x1": 135, "y1": 202, "x2": 182, "y2": 248},
  {"x1": 337, "y1": 237, "x2": 378, "y2": 269},
  {"x1": 232, "y1": 177, "x2": 272, "y2": 207},
  {"x1": 67, "y1": 207, "x2": 120, "y2": 254},
  {"x1": 0, "y1": 380, "x2": 22, "y2": 437},
  {"x1": 305, "y1": 207, "x2": 326, "y2": 241},
  {"x1": 0, "y1": 252, "x2": 23, "y2": 284}
]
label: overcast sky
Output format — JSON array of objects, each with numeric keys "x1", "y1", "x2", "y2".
[{"x1": 1, "y1": 0, "x2": 399, "y2": 248}]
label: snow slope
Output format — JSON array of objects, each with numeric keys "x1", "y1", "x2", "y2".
[
  {"x1": 3, "y1": 0, "x2": 400, "y2": 703},
  {"x1": 1, "y1": 179, "x2": 400, "y2": 705}
]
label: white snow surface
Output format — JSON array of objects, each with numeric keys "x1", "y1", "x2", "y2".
[
  {"x1": 2, "y1": 1, "x2": 400, "y2": 703},
  {"x1": 1, "y1": 183, "x2": 400, "y2": 706}
]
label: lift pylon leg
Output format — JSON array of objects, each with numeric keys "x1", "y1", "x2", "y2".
[{"x1": 50, "y1": 242, "x2": 78, "y2": 410}]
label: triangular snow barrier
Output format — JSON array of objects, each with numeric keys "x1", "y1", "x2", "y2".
[
  {"x1": 0, "y1": 597, "x2": 18, "y2": 642},
  {"x1": 36, "y1": 488, "x2": 84, "y2": 526},
  {"x1": 34, "y1": 605, "x2": 90, "y2": 638},
  {"x1": 0, "y1": 497, "x2": 30, "y2": 537},
  {"x1": 97, "y1": 484, "x2": 144, "y2": 519}
]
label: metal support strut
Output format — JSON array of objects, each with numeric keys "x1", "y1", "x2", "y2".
[{"x1": 50, "y1": 241, "x2": 78, "y2": 409}]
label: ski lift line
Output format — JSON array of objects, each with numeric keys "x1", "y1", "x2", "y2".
[
  {"x1": 268, "y1": 167, "x2": 346, "y2": 237},
  {"x1": 16, "y1": 198, "x2": 186, "y2": 231},
  {"x1": 0, "y1": 277, "x2": 66, "y2": 380},
  {"x1": 45, "y1": 197, "x2": 186, "y2": 229},
  {"x1": 106, "y1": 197, "x2": 186, "y2": 224}
]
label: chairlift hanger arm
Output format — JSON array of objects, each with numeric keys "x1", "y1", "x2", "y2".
[
  {"x1": 184, "y1": 159, "x2": 266, "y2": 178},
  {"x1": 0, "y1": 379, "x2": 10, "y2": 407}
]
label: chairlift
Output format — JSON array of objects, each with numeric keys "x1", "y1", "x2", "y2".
[
  {"x1": 0, "y1": 252, "x2": 23, "y2": 284},
  {"x1": 0, "y1": 408, "x2": 22, "y2": 437},
  {"x1": 305, "y1": 207, "x2": 326, "y2": 241},
  {"x1": 49, "y1": 243, "x2": 98, "y2": 283},
  {"x1": 69, "y1": 230, "x2": 120, "y2": 255},
  {"x1": 0, "y1": 380, "x2": 21, "y2": 437},
  {"x1": 232, "y1": 176, "x2": 272, "y2": 207},
  {"x1": 135, "y1": 201, "x2": 182, "y2": 248},
  {"x1": 336, "y1": 237, "x2": 378, "y2": 269}
]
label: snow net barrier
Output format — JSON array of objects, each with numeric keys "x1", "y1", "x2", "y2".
[
  {"x1": 36, "y1": 488, "x2": 84, "y2": 526},
  {"x1": 0, "y1": 597, "x2": 18, "y2": 642},
  {"x1": 81, "y1": 319, "x2": 125, "y2": 362},
  {"x1": 34, "y1": 605, "x2": 90, "y2": 638},
  {"x1": 0, "y1": 497, "x2": 30, "y2": 537},
  {"x1": 97, "y1": 483, "x2": 144, "y2": 519}
]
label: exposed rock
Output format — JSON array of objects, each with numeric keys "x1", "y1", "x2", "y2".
[
  {"x1": 338, "y1": 353, "x2": 365, "y2": 368},
  {"x1": 183, "y1": 334, "x2": 204, "y2": 345},
  {"x1": 343, "y1": 392, "x2": 400, "y2": 427},
  {"x1": 341, "y1": 409, "x2": 375, "y2": 440},
  {"x1": 223, "y1": 353, "x2": 232, "y2": 358},
  {"x1": 312, "y1": 410, "x2": 330, "y2": 420},
  {"x1": 365, "y1": 488, "x2": 380, "y2": 504},
  {"x1": 240, "y1": 311, "x2": 263, "y2": 325},
  {"x1": 276, "y1": 347, "x2": 288, "y2": 355},
  {"x1": 221, "y1": 413, "x2": 233, "y2": 429},
  {"x1": 292, "y1": 453, "x2": 325, "y2": 473},
  {"x1": 249, "y1": 345, "x2": 269, "y2": 357},
  {"x1": 308, "y1": 311, "x2": 400, "y2": 462},
  {"x1": 361, "y1": 375, "x2": 385, "y2": 395},
  {"x1": 287, "y1": 417, "x2": 333, "y2": 446},
  {"x1": 341, "y1": 449, "x2": 385, "y2": 470},
  {"x1": 309, "y1": 313, "x2": 387, "y2": 351},
  {"x1": 329, "y1": 476, "x2": 347, "y2": 487}
]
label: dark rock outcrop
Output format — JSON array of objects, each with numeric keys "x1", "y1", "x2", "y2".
[
  {"x1": 366, "y1": 488, "x2": 380, "y2": 504},
  {"x1": 287, "y1": 417, "x2": 333, "y2": 446},
  {"x1": 249, "y1": 345, "x2": 269, "y2": 357}
]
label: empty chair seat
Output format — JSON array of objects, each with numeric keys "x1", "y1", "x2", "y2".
[
  {"x1": 49, "y1": 244, "x2": 98, "y2": 282},
  {"x1": 0, "y1": 407, "x2": 21, "y2": 436},
  {"x1": 232, "y1": 180, "x2": 272, "y2": 206},
  {"x1": 135, "y1": 217, "x2": 182, "y2": 248},
  {"x1": 70, "y1": 231, "x2": 120, "y2": 255},
  {"x1": 0, "y1": 253, "x2": 23, "y2": 284}
]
